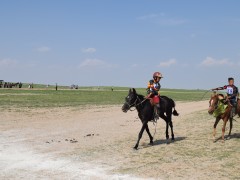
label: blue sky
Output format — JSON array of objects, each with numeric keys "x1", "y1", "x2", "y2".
[{"x1": 0, "y1": 0, "x2": 240, "y2": 89}]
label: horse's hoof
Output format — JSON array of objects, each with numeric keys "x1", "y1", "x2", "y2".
[
  {"x1": 171, "y1": 138, "x2": 175, "y2": 141},
  {"x1": 226, "y1": 136, "x2": 231, "y2": 140},
  {"x1": 149, "y1": 142, "x2": 154, "y2": 146},
  {"x1": 222, "y1": 139, "x2": 225, "y2": 143},
  {"x1": 133, "y1": 146, "x2": 138, "y2": 150}
]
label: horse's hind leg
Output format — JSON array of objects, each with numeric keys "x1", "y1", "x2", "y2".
[
  {"x1": 165, "y1": 122, "x2": 169, "y2": 140},
  {"x1": 145, "y1": 124, "x2": 153, "y2": 145},
  {"x1": 228, "y1": 118, "x2": 233, "y2": 138},
  {"x1": 166, "y1": 112, "x2": 174, "y2": 141},
  {"x1": 169, "y1": 120, "x2": 174, "y2": 141},
  {"x1": 159, "y1": 113, "x2": 169, "y2": 140}
]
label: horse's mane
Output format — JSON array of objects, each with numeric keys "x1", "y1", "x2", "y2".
[{"x1": 136, "y1": 94, "x2": 145, "y2": 100}]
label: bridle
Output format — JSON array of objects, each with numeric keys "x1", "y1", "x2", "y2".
[
  {"x1": 209, "y1": 96, "x2": 219, "y2": 112},
  {"x1": 125, "y1": 96, "x2": 147, "y2": 111}
]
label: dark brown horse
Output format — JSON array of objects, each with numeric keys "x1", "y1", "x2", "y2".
[{"x1": 208, "y1": 94, "x2": 240, "y2": 142}]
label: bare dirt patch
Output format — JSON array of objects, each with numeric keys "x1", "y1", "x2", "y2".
[{"x1": 1, "y1": 101, "x2": 239, "y2": 179}]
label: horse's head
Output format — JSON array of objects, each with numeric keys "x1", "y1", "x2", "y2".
[
  {"x1": 208, "y1": 93, "x2": 224, "y2": 114},
  {"x1": 122, "y1": 88, "x2": 138, "y2": 113}
]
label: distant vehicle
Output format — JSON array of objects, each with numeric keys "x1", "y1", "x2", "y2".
[{"x1": 70, "y1": 84, "x2": 78, "y2": 89}]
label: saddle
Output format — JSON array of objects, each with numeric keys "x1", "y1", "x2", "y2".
[
  {"x1": 149, "y1": 95, "x2": 161, "y2": 106},
  {"x1": 215, "y1": 95, "x2": 238, "y2": 118},
  {"x1": 213, "y1": 101, "x2": 228, "y2": 117}
]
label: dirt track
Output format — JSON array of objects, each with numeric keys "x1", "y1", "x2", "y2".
[{"x1": 1, "y1": 101, "x2": 240, "y2": 179}]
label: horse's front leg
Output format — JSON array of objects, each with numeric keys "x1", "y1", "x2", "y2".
[
  {"x1": 222, "y1": 119, "x2": 228, "y2": 142},
  {"x1": 213, "y1": 117, "x2": 221, "y2": 141},
  {"x1": 145, "y1": 124, "x2": 153, "y2": 145},
  {"x1": 134, "y1": 121, "x2": 147, "y2": 150}
]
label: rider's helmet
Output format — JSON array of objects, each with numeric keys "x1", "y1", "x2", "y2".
[{"x1": 153, "y1": 72, "x2": 163, "y2": 80}]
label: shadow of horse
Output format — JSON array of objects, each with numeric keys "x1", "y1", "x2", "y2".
[
  {"x1": 140, "y1": 136, "x2": 187, "y2": 149},
  {"x1": 229, "y1": 133, "x2": 240, "y2": 139},
  {"x1": 214, "y1": 133, "x2": 240, "y2": 142}
]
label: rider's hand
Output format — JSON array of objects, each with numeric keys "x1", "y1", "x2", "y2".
[{"x1": 146, "y1": 93, "x2": 152, "y2": 99}]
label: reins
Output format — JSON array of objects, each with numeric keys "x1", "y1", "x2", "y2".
[
  {"x1": 200, "y1": 89, "x2": 212, "y2": 101},
  {"x1": 128, "y1": 96, "x2": 148, "y2": 111}
]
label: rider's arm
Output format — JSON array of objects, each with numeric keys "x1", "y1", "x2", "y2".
[
  {"x1": 147, "y1": 80, "x2": 153, "y2": 94},
  {"x1": 147, "y1": 81, "x2": 152, "y2": 90},
  {"x1": 212, "y1": 86, "x2": 226, "y2": 91}
]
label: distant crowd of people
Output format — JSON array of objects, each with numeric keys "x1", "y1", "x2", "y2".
[{"x1": 0, "y1": 81, "x2": 23, "y2": 88}]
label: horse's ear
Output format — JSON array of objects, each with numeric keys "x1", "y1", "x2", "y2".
[
  {"x1": 129, "y1": 88, "x2": 132, "y2": 93},
  {"x1": 132, "y1": 88, "x2": 136, "y2": 94}
]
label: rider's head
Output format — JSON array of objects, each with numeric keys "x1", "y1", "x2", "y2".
[
  {"x1": 153, "y1": 72, "x2": 163, "y2": 82},
  {"x1": 228, "y1": 77, "x2": 234, "y2": 86}
]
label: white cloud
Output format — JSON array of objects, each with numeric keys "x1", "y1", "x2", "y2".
[
  {"x1": 36, "y1": 46, "x2": 51, "y2": 52},
  {"x1": 200, "y1": 57, "x2": 233, "y2": 67},
  {"x1": 79, "y1": 59, "x2": 104, "y2": 67},
  {"x1": 0, "y1": 58, "x2": 17, "y2": 67},
  {"x1": 158, "y1": 59, "x2": 177, "y2": 67},
  {"x1": 131, "y1": 64, "x2": 139, "y2": 68},
  {"x1": 81, "y1": 48, "x2": 96, "y2": 53},
  {"x1": 137, "y1": 13, "x2": 187, "y2": 26},
  {"x1": 0, "y1": 58, "x2": 38, "y2": 70},
  {"x1": 157, "y1": 18, "x2": 187, "y2": 26},
  {"x1": 79, "y1": 59, "x2": 116, "y2": 69},
  {"x1": 137, "y1": 14, "x2": 159, "y2": 20}
]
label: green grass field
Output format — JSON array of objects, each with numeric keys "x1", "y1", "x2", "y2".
[{"x1": 0, "y1": 86, "x2": 212, "y2": 109}]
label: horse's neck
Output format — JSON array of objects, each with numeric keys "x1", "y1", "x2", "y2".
[
  {"x1": 137, "y1": 95, "x2": 147, "y2": 105},
  {"x1": 135, "y1": 95, "x2": 150, "y2": 111},
  {"x1": 137, "y1": 94, "x2": 144, "y2": 101}
]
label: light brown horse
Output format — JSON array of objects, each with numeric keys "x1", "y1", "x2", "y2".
[{"x1": 208, "y1": 94, "x2": 240, "y2": 142}]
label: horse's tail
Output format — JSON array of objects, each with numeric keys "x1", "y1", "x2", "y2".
[{"x1": 171, "y1": 99, "x2": 179, "y2": 116}]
